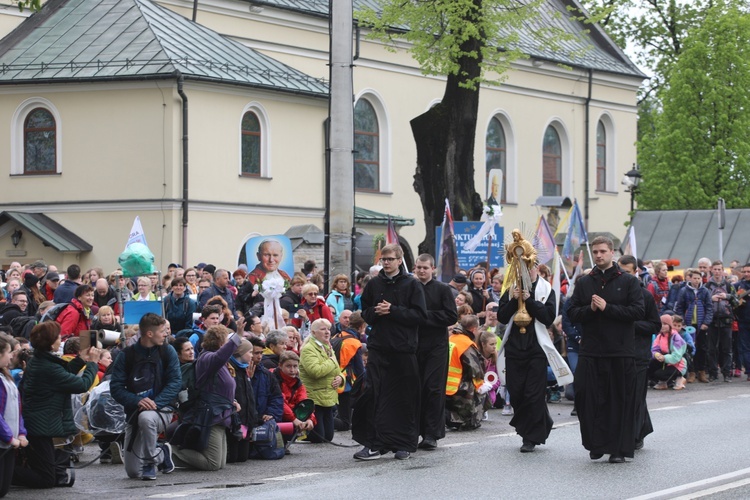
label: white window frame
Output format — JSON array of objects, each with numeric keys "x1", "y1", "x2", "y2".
[
  {"x1": 484, "y1": 110, "x2": 517, "y2": 204},
  {"x1": 596, "y1": 113, "x2": 616, "y2": 192},
  {"x1": 238, "y1": 101, "x2": 271, "y2": 178},
  {"x1": 354, "y1": 89, "x2": 391, "y2": 193},
  {"x1": 11, "y1": 97, "x2": 63, "y2": 175},
  {"x1": 542, "y1": 119, "x2": 572, "y2": 198}
]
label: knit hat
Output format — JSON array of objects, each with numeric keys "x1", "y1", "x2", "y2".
[
  {"x1": 23, "y1": 273, "x2": 39, "y2": 287},
  {"x1": 234, "y1": 338, "x2": 252, "y2": 358},
  {"x1": 453, "y1": 274, "x2": 467, "y2": 284},
  {"x1": 203, "y1": 264, "x2": 217, "y2": 276},
  {"x1": 660, "y1": 314, "x2": 673, "y2": 329}
]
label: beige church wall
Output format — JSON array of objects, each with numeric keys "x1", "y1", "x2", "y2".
[
  {"x1": 184, "y1": 83, "x2": 328, "y2": 208},
  {"x1": 0, "y1": 83, "x2": 179, "y2": 202}
]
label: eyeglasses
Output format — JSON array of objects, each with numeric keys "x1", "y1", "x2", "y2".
[{"x1": 380, "y1": 257, "x2": 399, "y2": 263}]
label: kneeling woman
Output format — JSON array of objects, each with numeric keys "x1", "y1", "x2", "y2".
[
  {"x1": 13, "y1": 322, "x2": 99, "y2": 488},
  {"x1": 299, "y1": 319, "x2": 344, "y2": 443},
  {"x1": 173, "y1": 325, "x2": 241, "y2": 471}
]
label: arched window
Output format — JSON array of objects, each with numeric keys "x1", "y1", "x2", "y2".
[
  {"x1": 354, "y1": 99, "x2": 379, "y2": 191},
  {"x1": 486, "y1": 117, "x2": 506, "y2": 204},
  {"x1": 24, "y1": 108, "x2": 56, "y2": 174},
  {"x1": 596, "y1": 120, "x2": 606, "y2": 192},
  {"x1": 241, "y1": 111, "x2": 261, "y2": 176},
  {"x1": 543, "y1": 126, "x2": 562, "y2": 196}
]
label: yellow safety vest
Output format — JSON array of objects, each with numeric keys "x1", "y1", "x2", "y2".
[{"x1": 446, "y1": 334, "x2": 476, "y2": 396}]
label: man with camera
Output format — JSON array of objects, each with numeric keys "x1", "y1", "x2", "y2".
[{"x1": 110, "y1": 313, "x2": 181, "y2": 480}]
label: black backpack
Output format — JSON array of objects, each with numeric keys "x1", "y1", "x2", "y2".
[{"x1": 124, "y1": 344, "x2": 171, "y2": 400}]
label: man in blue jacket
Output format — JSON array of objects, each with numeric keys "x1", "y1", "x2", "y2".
[{"x1": 111, "y1": 313, "x2": 182, "y2": 480}]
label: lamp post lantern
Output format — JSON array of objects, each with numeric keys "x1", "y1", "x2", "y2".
[{"x1": 622, "y1": 164, "x2": 642, "y2": 213}]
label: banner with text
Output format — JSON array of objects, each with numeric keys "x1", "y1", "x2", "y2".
[{"x1": 436, "y1": 222, "x2": 504, "y2": 270}]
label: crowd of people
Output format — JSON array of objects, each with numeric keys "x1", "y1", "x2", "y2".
[{"x1": 0, "y1": 241, "x2": 747, "y2": 493}]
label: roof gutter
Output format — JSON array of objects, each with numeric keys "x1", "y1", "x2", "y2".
[
  {"x1": 176, "y1": 71, "x2": 189, "y2": 267},
  {"x1": 584, "y1": 67, "x2": 592, "y2": 232}
]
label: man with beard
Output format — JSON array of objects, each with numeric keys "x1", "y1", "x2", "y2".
[
  {"x1": 568, "y1": 236, "x2": 644, "y2": 463},
  {"x1": 352, "y1": 244, "x2": 427, "y2": 461},
  {"x1": 618, "y1": 255, "x2": 661, "y2": 451},
  {"x1": 413, "y1": 254, "x2": 458, "y2": 450}
]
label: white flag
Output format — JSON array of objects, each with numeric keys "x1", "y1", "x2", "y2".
[{"x1": 125, "y1": 216, "x2": 148, "y2": 249}]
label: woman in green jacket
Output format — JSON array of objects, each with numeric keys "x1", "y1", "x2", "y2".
[
  {"x1": 299, "y1": 319, "x2": 343, "y2": 443},
  {"x1": 13, "y1": 321, "x2": 99, "y2": 489}
]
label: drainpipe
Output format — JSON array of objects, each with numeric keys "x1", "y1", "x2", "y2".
[
  {"x1": 584, "y1": 68, "x2": 593, "y2": 232},
  {"x1": 176, "y1": 72, "x2": 189, "y2": 267}
]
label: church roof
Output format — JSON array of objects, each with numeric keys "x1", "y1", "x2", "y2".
[
  {"x1": 250, "y1": 0, "x2": 645, "y2": 78},
  {"x1": 0, "y1": 0, "x2": 328, "y2": 95}
]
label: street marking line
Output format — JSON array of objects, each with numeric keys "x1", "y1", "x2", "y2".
[
  {"x1": 441, "y1": 441, "x2": 477, "y2": 448},
  {"x1": 148, "y1": 490, "x2": 204, "y2": 498},
  {"x1": 552, "y1": 421, "x2": 580, "y2": 428},
  {"x1": 671, "y1": 477, "x2": 750, "y2": 499},
  {"x1": 263, "y1": 472, "x2": 322, "y2": 481},
  {"x1": 626, "y1": 466, "x2": 750, "y2": 500},
  {"x1": 691, "y1": 400, "x2": 721, "y2": 405},
  {"x1": 650, "y1": 406, "x2": 684, "y2": 411},
  {"x1": 728, "y1": 394, "x2": 750, "y2": 398},
  {"x1": 488, "y1": 432, "x2": 518, "y2": 438}
]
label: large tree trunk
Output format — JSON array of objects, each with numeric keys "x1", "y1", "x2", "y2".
[{"x1": 412, "y1": 27, "x2": 484, "y2": 255}]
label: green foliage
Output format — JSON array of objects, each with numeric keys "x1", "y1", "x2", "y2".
[
  {"x1": 356, "y1": 0, "x2": 571, "y2": 89},
  {"x1": 14, "y1": 0, "x2": 42, "y2": 12},
  {"x1": 637, "y1": 1, "x2": 750, "y2": 210}
]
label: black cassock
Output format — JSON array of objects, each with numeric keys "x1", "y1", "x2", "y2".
[
  {"x1": 417, "y1": 279, "x2": 458, "y2": 441},
  {"x1": 498, "y1": 279, "x2": 556, "y2": 445},
  {"x1": 634, "y1": 286, "x2": 662, "y2": 443}
]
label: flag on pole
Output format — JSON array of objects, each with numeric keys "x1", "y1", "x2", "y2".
[
  {"x1": 562, "y1": 202, "x2": 588, "y2": 260},
  {"x1": 386, "y1": 215, "x2": 399, "y2": 246},
  {"x1": 533, "y1": 216, "x2": 557, "y2": 265},
  {"x1": 621, "y1": 225, "x2": 638, "y2": 259},
  {"x1": 436, "y1": 199, "x2": 459, "y2": 283},
  {"x1": 566, "y1": 250, "x2": 585, "y2": 298},
  {"x1": 125, "y1": 216, "x2": 148, "y2": 249},
  {"x1": 552, "y1": 249, "x2": 561, "y2": 317}
]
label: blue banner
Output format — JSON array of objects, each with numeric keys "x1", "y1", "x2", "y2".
[{"x1": 436, "y1": 222, "x2": 504, "y2": 270}]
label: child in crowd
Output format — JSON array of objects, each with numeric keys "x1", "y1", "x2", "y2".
[
  {"x1": 0, "y1": 334, "x2": 26, "y2": 497},
  {"x1": 478, "y1": 330, "x2": 502, "y2": 417},
  {"x1": 649, "y1": 315, "x2": 688, "y2": 390},
  {"x1": 673, "y1": 315, "x2": 696, "y2": 382},
  {"x1": 274, "y1": 351, "x2": 315, "y2": 446}
]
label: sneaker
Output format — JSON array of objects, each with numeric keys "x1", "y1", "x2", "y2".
[
  {"x1": 110, "y1": 441, "x2": 123, "y2": 465},
  {"x1": 56, "y1": 467, "x2": 75, "y2": 487},
  {"x1": 548, "y1": 391, "x2": 561, "y2": 403},
  {"x1": 99, "y1": 450, "x2": 112, "y2": 464},
  {"x1": 158, "y1": 443, "x2": 175, "y2": 474},
  {"x1": 482, "y1": 411, "x2": 489, "y2": 421},
  {"x1": 353, "y1": 447, "x2": 381, "y2": 461},
  {"x1": 723, "y1": 375, "x2": 732, "y2": 383},
  {"x1": 734, "y1": 369, "x2": 743, "y2": 378},
  {"x1": 141, "y1": 463, "x2": 157, "y2": 481},
  {"x1": 394, "y1": 450, "x2": 410, "y2": 460},
  {"x1": 501, "y1": 405, "x2": 514, "y2": 416}
]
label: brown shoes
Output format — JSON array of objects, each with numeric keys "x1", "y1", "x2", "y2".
[{"x1": 697, "y1": 371, "x2": 709, "y2": 383}]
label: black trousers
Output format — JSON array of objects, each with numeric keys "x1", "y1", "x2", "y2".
[
  {"x1": 12, "y1": 436, "x2": 56, "y2": 489},
  {"x1": 417, "y1": 341, "x2": 448, "y2": 441},
  {"x1": 707, "y1": 323, "x2": 732, "y2": 378},
  {"x1": 334, "y1": 392, "x2": 352, "y2": 431},
  {"x1": 506, "y1": 356, "x2": 552, "y2": 445},
  {"x1": 0, "y1": 447, "x2": 15, "y2": 497},
  {"x1": 309, "y1": 405, "x2": 334, "y2": 443},
  {"x1": 647, "y1": 359, "x2": 681, "y2": 385},
  {"x1": 634, "y1": 359, "x2": 653, "y2": 442}
]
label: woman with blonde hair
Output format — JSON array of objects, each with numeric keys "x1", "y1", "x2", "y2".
[{"x1": 299, "y1": 319, "x2": 344, "y2": 443}]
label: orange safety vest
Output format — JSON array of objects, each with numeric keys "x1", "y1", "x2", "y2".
[{"x1": 446, "y1": 334, "x2": 476, "y2": 396}]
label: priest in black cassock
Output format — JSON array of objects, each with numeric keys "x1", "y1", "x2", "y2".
[
  {"x1": 618, "y1": 255, "x2": 661, "y2": 451},
  {"x1": 568, "y1": 236, "x2": 645, "y2": 463},
  {"x1": 352, "y1": 244, "x2": 428, "y2": 461},
  {"x1": 497, "y1": 264, "x2": 557, "y2": 453},
  {"x1": 413, "y1": 254, "x2": 459, "y2": 450}
]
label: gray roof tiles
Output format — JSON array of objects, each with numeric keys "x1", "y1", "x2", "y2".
[{"x1": 0, "y1": 0, "x2": 329, "y2": 95}]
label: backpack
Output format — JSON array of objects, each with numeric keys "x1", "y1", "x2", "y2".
[
  {"x1": 9, "y1": 316, "x2": 35, "y2": 338},
  {"x1": 123, "y1": 344, "x2": 171, "y2": 400},
  {"x1": 248, "y1": 419, "x2": 285, "y2": 460},
  {"x1": 40, "y1": 302, "x2": 70, "y2": 322},
  {"x1": 709, "y1": 284, "x2": 735, "y2": 324}
]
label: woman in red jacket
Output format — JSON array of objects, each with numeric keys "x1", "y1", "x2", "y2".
[
  {"x1": 56, "y1": 285, "x2": 94, "y2": 342},
  {"x1": 296, "y1": 284, "x2": 334, "y2": 339}
]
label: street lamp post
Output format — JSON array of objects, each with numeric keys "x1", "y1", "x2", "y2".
[{"x1": 621, "y1": 164, "x2": 642, "y2": 213}]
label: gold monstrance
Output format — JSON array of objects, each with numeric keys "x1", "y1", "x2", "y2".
[{"x1": 505, "y1": 229, "x2": 537, "y2": 334}]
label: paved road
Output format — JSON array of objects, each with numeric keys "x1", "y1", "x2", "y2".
[{"x1": 10, "y1": 380, "x2": 750, "y2": 499}]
